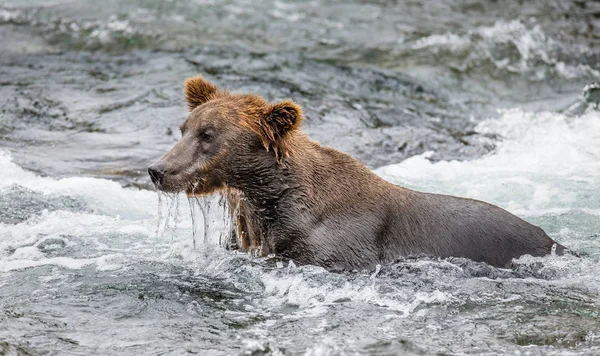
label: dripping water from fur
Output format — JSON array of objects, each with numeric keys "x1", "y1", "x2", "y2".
[
  {"x1": 155, "y1": 192, "x2": 231, "y2": 250},
  {"x1": 155, "y1": 191, "x2": 181, "y2": 239},
  {"x1": 187, "y1": 196, "x2": 199, "y2": 249},
  {"x1": 195, "y1": 196, "x2": 211, "y2": 246},
  {"x1": 186, "y1": 194, "x2": 232, "y2": 249},
  {"x1": 155, "y1": 182, "x2": 232, "y2": 250}
]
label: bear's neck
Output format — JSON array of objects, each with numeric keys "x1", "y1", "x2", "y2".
[
  {"x1": 227, "y1": 142, "x2": 306, "y2": 225},
  {"x1": 227, "y1": 133, "x2": 385, "y2": 244}
]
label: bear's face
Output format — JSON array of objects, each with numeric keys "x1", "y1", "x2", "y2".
[
  {"x1": 148, "y1": 76, "x2": 303, "y2": 195},
  {"x1": 149, "y1": 98, "x2": 246, "y2": 194}
]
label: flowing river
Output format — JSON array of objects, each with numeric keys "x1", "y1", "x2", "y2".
[{"x1": 1, "y1": 0, "x2": 599, "y2": 354}]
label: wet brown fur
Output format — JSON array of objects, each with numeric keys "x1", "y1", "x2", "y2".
[
  {"x1": 150, "y1": 75, "x2": 568, "y2": 270},
  {"x1": 185, "y1": 76, "x2": 299, "y2": 160}
]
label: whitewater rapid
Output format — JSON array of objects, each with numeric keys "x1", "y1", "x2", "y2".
[
  {"x1": 378, "y1": 108, "x2": 600, "y2": 257},
  {"x1": 1, "y1": 108, "x2": 599, "y2": 355}
]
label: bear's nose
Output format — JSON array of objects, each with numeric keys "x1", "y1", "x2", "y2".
[{"x1": 148, "y1": 164, "x2": 166, "y2": 185}]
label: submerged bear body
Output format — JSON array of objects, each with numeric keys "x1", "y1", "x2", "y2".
[
  {"x1": 224, "y1": 137, "x2": 563, "y2": 269},
  {"x1": 149, "y1": 75, "x2": 566, "y2": 270}
]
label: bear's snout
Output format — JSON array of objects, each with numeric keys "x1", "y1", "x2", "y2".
[{"x1": 148, "y1": 164, "x2": 166, "y2": 186}]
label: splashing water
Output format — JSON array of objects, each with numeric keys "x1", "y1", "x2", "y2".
[
  {"x1": 187, "y1": 194, "x2": 199, "y2": 249},
  {"x1": 155, "y1": 191, "x2": 180, "y2": 239},
  {"x1": 155, "y1": 191, "x2": 233, "y2": 250},
  {"x1": 377, "y1": 108, "x2": 600, "y2": 257},
  {"x1": 2, "y1": 0, "x2": 600, "y2": 353},
  {"x1": 196, "y1": 195, "x2": 211, "y2": 246},
  {"x1": 188, "y1": 194, "x2": 232, "y2": 249},
  {"x1": 2, "y1": 107, "x2": 600, "y2": 354}
]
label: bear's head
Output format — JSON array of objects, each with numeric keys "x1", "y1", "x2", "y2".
[{"x1": 148, "y1": 75, "x2": 303, "y2": 195}]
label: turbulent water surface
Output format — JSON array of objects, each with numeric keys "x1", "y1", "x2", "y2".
[{"x1": 1, "y1": 0, "x2": 600, "y2": 355}]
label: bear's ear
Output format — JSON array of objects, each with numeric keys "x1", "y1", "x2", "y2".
[
  {"x1": 265, "y1": 100, "x2": 303, "y2": 139},
  {"x1": 184, "y1": 75, "x2": 219, "y2": 112},
  {"x1": 255, "y1": 100, "x2": 303, "y2": 160}
]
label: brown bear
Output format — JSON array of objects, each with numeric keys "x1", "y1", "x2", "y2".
[{"x1": 148, "y1": 75, "x2": 567, "y2": 270}]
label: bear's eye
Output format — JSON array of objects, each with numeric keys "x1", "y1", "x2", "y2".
[{"x1": 198, "y1": 128, "x2": 215, "y2": 141}]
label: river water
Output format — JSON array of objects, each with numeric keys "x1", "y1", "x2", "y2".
[{"x1": 1, "y1": 0, "x2": 600, "y2": 355}]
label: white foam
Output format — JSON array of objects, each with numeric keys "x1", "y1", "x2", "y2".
[
  {"x1": 412, "y1": 20, "x2": 600, "y2": 78},
  {"x1": 0, "y1": 148, "x2": 236, "y2": 275},
  {"x1": 0, "y1": 256, "x2": 98, "y2": 273},
  {"x1": 259, "y1": 266, "x2": 452, "y2": 318},
  {"x1": 377, "y1": 109, "x2": 600, "y2": 216},
  {"x1": 413, "y1": 32, "x2": 469, "y2": 51},
  {"x1": 0, "y1": 150, "x2": 172, "y2": 271},
  {"x1": 0, "y1": 151, "x2": 156, "y2": 219}
]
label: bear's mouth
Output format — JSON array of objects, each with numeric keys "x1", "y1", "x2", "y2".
[
  {"x1": 149, "y1": 172, "x2": 206, "y2": 195},
  {"x1": 149, "y1": 158, "x2": 225, "y2": 195},
  {"x1": 183, "y1": 175, "x2": 226, "y2": 197},
  {"x1": 153, "y1": 180, "x2": 214, "y2": 196}
]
